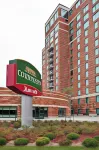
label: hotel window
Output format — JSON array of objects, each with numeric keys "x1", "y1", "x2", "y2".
[
  {"x1": 95, "y1": 39, "x2": 99, "y2": 47},
  {"x1": 78, "y1": 75, "x2": 80, "y2": 80},
  {"x1": 77, "y1": 14, "x2": 81, "y2": 22},
  {"x1": 85, "y1": 46, "x2": 88, "y2": 52},
  {"x1": 85, "y1": 38, "x2": 88, "y2": 44},
  {"x1": 78, "y1": 59, "x2": 80, "y2": 65},
  {"x1": 77, "y1": 37, "x2": 80, "y2": 43},
  {"x1": 56, "y1": 51, "x2": 58, "y2": 57},
  {"x1": 86, "y1": 63, "x2": 88, "y2": 69},
  {"x1": 76, "y1": 0, "x2": 80, "y2": 9},
  {"x1": 78, "y1": 82, "x2": 80, "y2": 88},
  {"x1": 92, "y1": 0, "x2": 98, "y2": 4},
  {"x1": 78, "y1": 67, "x2": 80, "y2": 73},
  {"x1": 96, "y1": 57, "x2": 99, "y2": 64},
  {"x1": 70, "y1": 57, "x2": 73, "y2": 62},
  {"x1": 84, "y1": 21, "x2": 89, "y2": 29},
  {"x1": 69, "y1": 9, "x2": 73, "y2": 16},
  {"x1": 71, "y1": 78, "x2": 73, "y2": 83},
  {"x1": 50, "y1": 17, "x2": 54, "y2": 27},
  {"x1": 56, "y1": 65, "x2": 58, "y2": 70},
  {"x1": 77, "y1": 29, "x2": 81, "y2": 36},
  {"x1": 50, "y1": 30, "x2": 54, "y2": 38},
  {"x1": 70, "y1": 42, "x2": 73, "y2": 48},
  {"x1": 93, "y1": 3, "x2": 99, "y2": 13},
  {"x1": 78, "y1": 99, "x2": 80, "y2": 104},
  {"x1": 95, "y1": 30, "x2": 98, "y2": 38},
  {"x1": 78, "y1": 52, "x2": 80, "y2": 58},
  {"x1": 85, "y1": 30, "x2": 88, "y2": 36},
  {"x1": 50, "y1": 37, "x2": 53, "y2": 43},
  {"x1": 61, "y1": 9, "x2": 67, "y2": 18},
  {"x1": 69, "y1": 21, "x2": 73, "y2": 29},
  {"x1": 93, "y1": 11, "x2": 99, "y2": 22},
  {"x1": 84, "y1": 13, "x2": 89, "y2": 22},
  {"x1": 56, "y1": 72, "x2": 58, "y2": 78},
  {"x1": 56, "y1": 45, "x2": 58, "y2": 51},
  {"x1": 86, "y1": 71, "x2": 88, "y2": 77},
  {"x1": 70, "y1": 50, "x2": 73, "y2": 55},
  {"x1": 96, "y1": 76, "x2": 99, "y2": 83},
  {"x1": 86, "y1": 79, "x2": 89, "y2": 86},
  {"x1": 56, "y1": 58, "x2": 58, "y2": 63},
  {"x1": 96, "y1": 66, "x2": 99, "y2": 73},
  {"x1": 55, "y1": 32, "x2": 58, "y2": 38},
  {"x1": 85, "y1": 54, "x2": 88, "y2": 61},
  {"x1": 86, "y1": 88, "x2": 89, "y2": 95},
  {"x1": 95, "y1": 48, "x2": 99, "y2": 55},
  {"x1": 78, "y1": 90, "x2": 81, "y2": 96},
  {"x1": 70, "y1": 35, "x2": 73, "y2": 42},
  {"x1": 78, "y1": 44, "x2": 80, "y2": 50},
  {"x1": 55, "y1": 24, "x2": 59, "y2": 33},
  {"x1": 70, "y1": 64, "x2": 73, "y2": 70},
  {"x1": 83, "y1": 5, "x2": 89, "y2": 13},
  {"x1": 86, "y1": 97, "x2": 89, "y2": 104},
  {"x1": 96, "y1": 96, "x2": 99, "y2": 102},
  {"x1": 77, "y1": 21, "x2": 81, "y2": 29},
  {"x1": 54, "y1": 11, "x2": 58, "y2": 21},
  {"x1": 96, "y1": 85, "x2": 99, "y2": 92},
  {"x1": 95, "y1": 21, "x2": 98, "y2": 29},
  {"x1": 70, "y1": 29, "x2": 74, "y2": 35},
  {"x1": 55, "y1": 38, "x2": 58, "y2": 44},
  {"x1": 46, "y1": 23, "x2": 50, "y2": 33},
  {"x1": 56, "y1": 78, "x2": 58, "y2": 84}
]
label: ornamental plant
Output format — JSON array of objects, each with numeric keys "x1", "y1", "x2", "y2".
[
  {"x1": 36, "y1": 137, "x2": 50, "y2": 146},
  {"x1": 67, "y1": 132, "x2": 80, "y2": 140},
  {"x1": 14, "y1": 138, "x2": 29, "y2": 146},
  {"x1": 82, "y1": 138, "x2": 98, "y2": 148}
]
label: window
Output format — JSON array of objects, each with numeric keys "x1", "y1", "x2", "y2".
[
  {"x1": 56, "y1": 86, "x2": 58, "y2": 91},
  {"x1": 69, "y1": 22, "x2": 73, "y2": 29},
  {"x1": 78, "y1": 44, "x2": 80, "y2": 50},
  {"x1": 84, "y1": 21, "x2": 89, "y2": 29},
  {"x1": 46, "y1": 23, "x2": 50, "y2": 33},
  {"x1": 56, "y1": 57, "x2": 58, "y2": 63},
  {"x1": 70, "y1": 29, "x2": 74, "y2": 35},
  {"x1": 96, "y1": 66, "x2": 99, "y2": 73},
  {"x1": 96, "y1": 57, "x2": 99, "y2": 64},
  {"x1": 86, "y1": 88, "x2": 89, "y2": 94},
  {"x1": 50, "y1": 17, "x2": 54, "y2": 27},
  {"x1": 56, "y1": 51, "x2": 58, "y2": 57},
  {"x1": 86, "y1": 63, "x2": 88, "y2": 69},
  {"x1": 96, "y1": 96, "x2": 99, "y2": 102},
  {"x1": 96, "y1": 76, "x2": 99, "y2": 83},
  {"x1": 78, "y1": 82, "x2": 80, "y2": 88},
  {"x1": 77, "y1": 37, "x2": 80, "y2": 43},
  {"x1": 78, "y1": 74, "x2": 80, "y2": 80},
  {"x1": 78, "y1": 99, "x2": 80, "y2": 104},
  {"x1": 85, "y1": 38, "x2": 88, "y2": 44},
  {"x1": 76, "y1": 0, "x2": 80, "y2": 9},
  {"x1": 93, "y1": 3, "x2": 99, "y2": 13},
  {"x1": 69, "y1": 9, "x2": 73, "y2": 16},
  {"x1": 50, "y1": 30, "x2": 54, "y2": 38},
  {"x1": 95, "y1": 48, "x2": 99, "y2": 55},
  {"x1": 78, "y1": 67, "x2": 80, "y2": 73},
  {"x1": 50, "y1": 37, "x2": 53, "y2": 43},
  {"x1": 70, "y1": 42, "x2": 73, "y2": 48},
  {"x1": 83, "y1": 5, "x2": 89, "y2": 13},
  {"x1": 86, "y1": 71, "x2": 88, "y2": 77},
  {"x1": 78, "y1": 52, "x2": 80, "y2": 57},
  {"x1": 55, "y1": 38, "x2": 58, "y2": 44},
  {"x1": 95, "y1": 30, "x2": 98, "y2": 38},
  {"x1": 54, "y1": 11, "x2": 58, "y2": 21},
  {"x1": 96, "y1": 85, "x2": 99, "y2": 92},
  {"x1": 93, "y1": 11, "x2": 99, "y2": 22},
  {"x1": 95, "y1": 21, "x2": 98, "y2": 29},
  {"x1": 0, "y1": 106, "x2": 17, "y2": 118},
  {"x1": 56, "y1": 45, "x2": 58, "y2": 51},
  {"x1": 78, "y1": 59, "x2": 80, "y2": 65},
  {"x1": 86, "y1": 79, "x2": 89, "y2": 86},
  {"x1": 56, "y1": 65, "x2": 58, "y2": 70},
  {"x1": 77, "y1": 14, "x2": 81, "y2": 21},
  {"x1": 70, "y1": 50, "x2": 73, "y2": 55},
  {"x1": 70, "y1": 64, "x2": 73, "y2": 70},
  {"x1": 55, "y1": 32, "x2": 58, "y2": 38},
  {"x1": 55, "y1": 24, "x2": 59, "y2": 33},
  {"x1": 70, "y1": 57, "x2": 73, "y2": 62},
  {"x1": 61, "y1": 9, "x2": 67, "y2": 18},
  {"x1": 56, "y1": 78, "x2": 58, "y2": 84},
  {"x1": 92, "y1": 0, "x2": 98, "y2": 4},
  {"x1": 95, "y1": 39, "x2": 99, "y2": 47},
  {"x1": 86, "y1": 97, "x2": 89, "y2": 103},
  {"x1": 77, "y1": 21, "x2": 81, "y2": 29},
  {"x1": 85, "y1": 46, "x2": 88, "y2": 52},
  {"x1": 78, "y1": 90, "x2": 81, "y2": 96},
  {"x1": 56, "y1": 72, "x2": 58, "y2": 78},
  {"x1": 70, "y1": 78, "x2": 73, "y2": 83},
  {"x1": 85, "y1": 54, "x2": 88, "y2": 60},
  {"x1": 85, "y1": 30, "x2": 88, "y2": 36},
  {"x1": 70, "y1": 35, "x2": 73, "y2": 42},
  {"x1": 84, "y1": 13, "x2": 89, "y2": 22},
  {"x1": 77, "y1": 29, "x2": 81, "y2": 36}
]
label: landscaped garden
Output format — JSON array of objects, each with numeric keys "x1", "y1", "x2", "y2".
[{"x1": 0, "y1": 120, "x2": 99, "y2": 148}]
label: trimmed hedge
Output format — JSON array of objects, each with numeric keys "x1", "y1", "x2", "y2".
[
  {"x1": 36, "y1": 137, "x2": 50, "y2": 146},
  {"x1": 0, "y1": 138, "x2": 7, "y2": 146},
  {"x1": 14, "y1": 138, "x2": 29, "y2": 146},
  {"x1": 45, "y1": 133, "x2": 55, "y2": 140},
  {"x1": 59, "y1": 139, "x2": 72, "y2": 146},
  {"x1": 82, "y1": 138, "x2": 98, "y2": 148},
  {"x1": 94, "y1": 136, "x2": 99, "y2": 141},
  {"x1": 67, "y1": 133, "x2": 80, "y2": 140}
]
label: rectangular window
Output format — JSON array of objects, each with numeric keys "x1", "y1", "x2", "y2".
[
  {"x1": 56, "y1": 58, "x2": 58, "y2": 63},
  {"x1": 86, "y1": 79, "x2": 89, "y2": 86},
  {"x1": 95, "y1": 30, "x2": 98, "y2": 38},
  {"x1": 93, "y1": 11, "x2": 99, "y2": 22},
  {"x1": 95, "y1": 48, "x2": 99, "y2": 55},
  {"x1": 92, "y1": 0, "x2": 98, "y2": 4},
  {"x1": 96, "y1": 85, "x2": 99, "y2": 92},
  {"x1": 56, "y1": 51, "x2": 58, "y2": 57},
  {"x1": 85, "y1": 46, "x2": 88, "y2": 52},
  {"x1": 69, "y1": 22, "x2": 73, "y2": 29},
  {"x1": 55, "y1": 24, "x2": 59, "y2": 33},
  {"x1": 85, "y1": 38, "x2": 88, "y2": 44},
  {"x1": 96, "y1": 57, "x2": 99, "y2": 64},
  {"x1": 78, "y1": 44, "x2": 80, "y2": 50},
  {"x1": 78, "y1": 82, "x2": 80, "y2": 88},
  {"x1": 55, "y1": 38, "x2": 58, "y2": 44},
  {"x1": 86, "y1": 88, "x2": 89, "y2": 95},
  {"x1": 96, "y1": 96, "x2": 99, "y2": 102},
  {"x1": 95, "y1": 21, "x2": 98, "y2": 29},
  {"x1": 84, "y1": 13, "x2": 89, "y2": 21},
  {"x1": 77, "y1": 14, "x2": 81, "y2": 21},
  {"x1": 85, "y1": 54, "x2": 88, "y2": 60},
  {"x1": 78, "y1": 67, "x2": 80, "y2": 73},
  {"x1": 96, "y1": 76, "x2": 99, "y2": 83},
  {"x1": 78, "y1": 90, "x2": 81, "y2": 96},
  {"x1": 56, "y1": 86, "x2": 58, "y2": 91},
  {"x1": 78, "y1": 99, "x2": 80, "y2": 104},
  {"x1": 84, "y1": 21, "x2": 89, "y2": 29},
  {"x1": 56, "y1": 65, "x2": 58, "y2": 70},
  {"x1": 0, "y1": 106, "x2": 17, "y2": 118},
  {"x1": 77, "y1": 37, "x2": 80, "y2": 43},
  {"x1": 55, "y1": 32, "x2": 58, "y2": 38},
  {"x1": 96, "y1": 66, "x2": 99, "y2": 74},
  {"x1": 77, "y1": 29, "x2": 81, "y2": 36},
  {"x1": 78, "y1": 59, "x2": 80, "y2": 65},
  {"x1": 86, "y1": 63, "x2": 88, "y2": 69},
  {"x1": 56, "y1": 45, "x2": 58, "y2": 51},
  {"x1": 78, "y1": 52, "x2": 80, "y2": 57},
  {"x1": 76, "y1": 0, "x2": 80, "y2": 9},
  {"x1": 93, "y1": 3, "x2": 99, "y2": 13},
  {"x1": 83, "y1": 4, "x2": 89, "y2": 13},
  {"x1": 86, "y1": 97, "x2": 89, "y2": 103},
  {"x1": 86, "y1": 71, "x2": 88, "y2": 77},
  {"x1": 50, "y1": 17, "x2": 54, "y2": 27},
  {"x1": 95, "y1": 39, "x2": 99, "y2": 47},
  {"x1": 77, "y1": 21, "x2": 81, "y2": 29},
  {"x1": 78, "y1": 74, "x2": 80, "y2": 80},
  {"x1": 85, "y1": 30, "x2": 88, "y2": 36},
  {"x1": 56, "y1": 78, "x2": 58, "y2": 84}
]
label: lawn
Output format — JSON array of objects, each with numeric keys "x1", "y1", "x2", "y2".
[{"x1": 0, "y1": 147, "x2": 99, "y2": 150}]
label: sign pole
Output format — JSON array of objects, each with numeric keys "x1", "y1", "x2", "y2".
[{"x1": 21, "y1": 95, "x2": 33, "y2": 127}]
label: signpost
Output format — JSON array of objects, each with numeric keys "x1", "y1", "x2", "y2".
[{"x1": 6, "y1": 59, "x2": 42, "y2": 126}]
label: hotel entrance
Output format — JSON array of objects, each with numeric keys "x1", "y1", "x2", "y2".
[{"x1": 33, "y1": 107, "x2": 48, "y2": 119}]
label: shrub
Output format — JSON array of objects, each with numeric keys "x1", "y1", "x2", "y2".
[
  {"x1": 0, "y1": 138, "x2": 7, "y2": 146},
  {"x1": 14, "y1": 138, "x2": 29, "y2": 146},
  {"x1": 45, "y1": 133, "x2": 55, "y2": 140},
  {"x1": 59, "y1": 139, "x2": 72, "y2": 146},
  {"x1": 94, "y1": 136, "x2": 99, "y2": 141},
  {"x1": 67, "y1": 132, "x2": 80, "y2": 140},
  {"x1": 14, "y1": 121, "x2": 21, "y2": 129},
  {"x1": 36, "y1": 137, "x2": 50, "y2": 146},
  {"x1": 82, "y1": 138, "x2": 98, "y2": 148}
]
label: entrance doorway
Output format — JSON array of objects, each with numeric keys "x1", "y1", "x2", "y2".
[{"x1": 58, "y1": 108, "x2": 65, "y2": 117}]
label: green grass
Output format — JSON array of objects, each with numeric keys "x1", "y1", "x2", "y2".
[{"x1": 0, "y1": 147, "x2": 99, "y2": 150}]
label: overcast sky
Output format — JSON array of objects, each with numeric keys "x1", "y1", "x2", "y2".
[{"x1": 0, "y1": 0, "x2": 74, "y2": 87}]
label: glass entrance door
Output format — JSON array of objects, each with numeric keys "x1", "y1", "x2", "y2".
[{"x1": 58, "y1": 108, "x2": 65, "y2": 117}]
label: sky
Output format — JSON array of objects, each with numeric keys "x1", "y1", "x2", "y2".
[{"x1": 0, "y1": 0, "x2": 74, "y2": 87}]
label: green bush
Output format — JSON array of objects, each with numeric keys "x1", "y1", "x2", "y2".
[
  {"x1": 14, "y1": 138, "x2": 29, "y2": 146},
  {"x1": 67, "y1": 132, "x2": 80, "y2": 140},
  {"x1": 94, "y1": 136, "x2": 99, "y2": 141},
  {"x1": 0, "y1": 138, "x2": 7, "y2": 146},
  {"x1": 14, "y1": 121, "x2": 21, "y2": 129},
  {"x1": 36, "y1": 137, "x2": 50, "y2": 146},
  {"x1": 82, "y1": 138, "x2": 98, "y2": 148},
  {"x1": 45, "y1": 133, "x2": 55, "y2": 140},
  {"x1": 59, "y1": 139, "x2": 72, "y2": 146}
]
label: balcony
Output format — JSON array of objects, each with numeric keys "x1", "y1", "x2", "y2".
[
  {"x1": 49, "y1": 52, "x2": 54, "y2": 58},
  {"x1": 48, "y1": 64, "x2": 54, "y2": 70},
  {"x1": 48, "y1": 47, "x2": 54, "y2": 52},
  {"x1": 49, "y1": 58, "x2": 53, "y2": 63},
  {"x1": 48, "y1": 70, "x2": 53, "y2": 75}
]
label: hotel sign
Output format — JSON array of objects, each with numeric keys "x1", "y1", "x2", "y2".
[{"x1": 6, "y1": 59, "x2": 42, "y2": 96}]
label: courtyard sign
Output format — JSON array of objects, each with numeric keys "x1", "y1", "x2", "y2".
[{"x1": 6, "y1": 59, "x2": 42, "y2": 96}]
